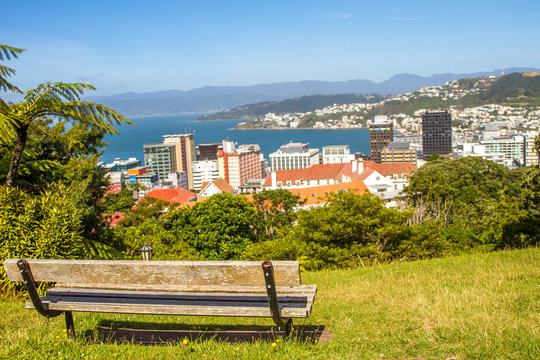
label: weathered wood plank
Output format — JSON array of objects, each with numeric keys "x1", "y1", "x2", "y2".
[
  {"x1": 3, "y1": 259, "x2": 300, "y2": 287},
  {"x1": 26, "y1": 299, "x2": 312, "y2": 318},
  {"x1": 51, "y1": 283, "x2": 317, "y2": 294},
  {"x1": 47, "y1": 288, "x2": 316, "y2": 304},
  {"x1": 40, "y1": 295, "x2": 309, "y2": 309}
]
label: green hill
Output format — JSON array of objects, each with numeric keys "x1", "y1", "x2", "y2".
[
  {"x1": 1, "y1": 248, "x2": 538, "y2": 358},
  {"x1": 197, "y1": 94, "x2": 384, "y2": 121},
  {"x1": 370, "y1": 72, "x2": 540, "y2": 117},
  {"x1": 480, "y1": 72, "x2": 540, "y2": 104}
]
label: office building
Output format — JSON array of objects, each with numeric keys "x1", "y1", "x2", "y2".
[
  {"x1": 163, "y1": 134, "x2": 196, "y2": 189},
  {"x1": 369, "y1": 122, "x2": 393, "y2": 163},
  {"x1": 482, "y1": 134, "x2": 538, "y2": 168},
  {"x1": 143, "y1": 143, "x2": 177, "y2": 182},
  {"x1": 192, "y1": 160, "x2": 220, "y2": 190},
  {"x1": 162, "y1": 172, "x2": 189, "y2": 189},
  {"x1": 422, "y1": 111, "x2": 452, "y2": 158},
  {"x1": 322, "y1": 145, "x2": 355, "y2": 164},
  {"x1": 103, "y1": 157, "x2": 140, "y2": 172},
  {"x1": 196, "y1": 143, "x2": 222, "y2": 160},
  {"x1": 269, "y1": 142, "x2": 320, "y2": 171},
  {"x1": 380, "y1": 141, "x2": 417, "y2": 164},
  {"x1": 217, "y1": 141, "x2": 262, "y2": 189}
]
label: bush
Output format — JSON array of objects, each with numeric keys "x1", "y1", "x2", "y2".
[
  {"x1": 0, "y1": 185, "x2": 85, "y2": 292},
  {"x1": 165, "y1": 193, "x2": 257, "y2": 260}
]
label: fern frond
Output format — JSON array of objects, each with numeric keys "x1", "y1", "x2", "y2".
[
  {"x1": 0, "y1": 45, "x2": 25, "y2": 61},
  {"x1": 0, "y1": 64, "x2": 16, "y2": 78},
  {"x1": 0, "y1": 65, "x2": 22, "y2": 93}
]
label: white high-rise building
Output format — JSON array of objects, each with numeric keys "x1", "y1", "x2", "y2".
[
  {"x1": 482, "y1": 134, "x2": 538, "y2": 168},
  {"x1": 269, "y1": 142, "x2": 320, "y2": 171},
  {"x1": 192, "y1": 160, "x2": 220, "y2": 190},
  {"x1": 322, "y1": 145, "x2": 355, "y2": 164}
]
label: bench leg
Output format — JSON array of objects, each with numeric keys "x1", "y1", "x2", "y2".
[
  {"x1": 283, "y1": 318, "x2": 293, "y2": 337},
  {"x1": 262, "y1": 261, "x2": 295, "y2": 337},
  {"x1": 65, "y1": 311, "x2": 75, "y2": 340}
]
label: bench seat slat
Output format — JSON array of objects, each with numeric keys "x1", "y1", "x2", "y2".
[
  {"x1": 26, "y1": 295, "x2": 313, "y2": 318},
  {"x1": 53, "y1": 283, "x2": 317, "y2": 294},
  {"x1": 47, "y1": 288, "x2": 316, "y2": 304},
  {"x1": 3, "y1": 259, "x2": 300, "y2": 287}
]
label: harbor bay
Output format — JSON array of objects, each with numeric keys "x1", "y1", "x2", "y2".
[{"x1": 102, "y1": 114, "x2": 371, "y2": 164}]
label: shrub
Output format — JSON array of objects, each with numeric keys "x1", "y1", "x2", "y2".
[{"x1": 0, "y1": 185, "x2": 84, "y2": 292}]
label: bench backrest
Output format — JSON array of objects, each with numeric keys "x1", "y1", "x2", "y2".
[{"x1": 3, "y1": 259, "x2": 301, "y2": 292}]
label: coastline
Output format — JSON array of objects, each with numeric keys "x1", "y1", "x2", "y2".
[{"x1": 230, "y1": 127, "x2": 368, "y2": 131}]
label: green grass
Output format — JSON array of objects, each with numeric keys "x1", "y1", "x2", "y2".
[{"x1": 1, "y1": 248, "x2": 539, "y2": 359}]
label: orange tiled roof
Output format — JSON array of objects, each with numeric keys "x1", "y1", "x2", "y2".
[
  {"x1": 263, "y1": 163, "x2": 349, "y2": 186},
  {"x1": 144, "y1": 187, "x2": 197, "y2": 204},
  {"x1": 263, "y1": 162, "x2": 416, "y2": 187},
  {"x1": 337, "y1": 161, "x2": 417, "y2": 181},
  {"x1": 178, "y1": 182, "x2": 368, "y2": 208},
  {"x1": 289, "y1": 180, "x2": 368, "y2": 206},
  {"x1": 200, "y1": 178, "x2": 235, "y2": 194},
  {"x1": 364, "y1": 162, "x2": 417, "y2": 176}
]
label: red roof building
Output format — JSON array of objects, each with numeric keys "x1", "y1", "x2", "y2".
[
  {"x1": 198, "y1": 178, "x2": 235, "y2": 199},
  {"x1": 263, "y1": 160, "x2": 417, "y2": 189},
  {"x1": 143, "y1": 187, "x2": 197, "y2": 204}
]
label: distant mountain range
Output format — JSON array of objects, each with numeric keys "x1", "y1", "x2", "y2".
[{"x1": 88, "y1": 68, "x2": 540, "y2": 117}]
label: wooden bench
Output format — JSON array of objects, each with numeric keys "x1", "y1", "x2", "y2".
[{"x1": 3, "y1": 259, "x2": 316, "y2": 338}]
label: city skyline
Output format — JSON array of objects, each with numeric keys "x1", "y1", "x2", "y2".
[{"x1": 1, "y1": 0, "x2": 539, "y2": 96}]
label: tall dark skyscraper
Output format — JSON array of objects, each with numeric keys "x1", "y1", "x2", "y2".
[
  {"x1": 369, "y1": 122, "x2": 393, "y2": 163},
  {"x1": 422, "y1": 111, "x2": 452, "y2": 158}
]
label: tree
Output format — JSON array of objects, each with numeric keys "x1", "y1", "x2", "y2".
[
  {"x1": 282, "y1": 192, "x2": 410, "y2": 269},
  {"x1": 405, "y1": 157, "x2": 509, "y2": 226},
  {"x1": 0, "y1": 44, "x2": 24, "y2": 94},
  {"x1": 0, "y1": 82, "x2": 132, "y2": 186},
  {"x1": 165, "y1": 193, "x2": 257, "y2": 260},
  {"x1": 252, "y1": 189, "x2": 303, "y2": 240},
  {"x1": 0, "y1": 118, "x2": 110, "y2": 186}
]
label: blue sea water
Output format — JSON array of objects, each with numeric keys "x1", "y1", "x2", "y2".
[{"x1": 101, "y1": 114, "x2": 371, "y2": 164}]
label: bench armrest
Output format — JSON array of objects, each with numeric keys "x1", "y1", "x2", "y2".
[{"x1": 16, "y1": 259, "x2": 63, "y2": 318}]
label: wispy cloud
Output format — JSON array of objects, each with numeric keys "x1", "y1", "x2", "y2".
[
  {"x1": 319, "y1": 11, "x2": 354, "y2": 19},
  {"x1": 76, "y1": 73, "x2": 105, "y2": 82}
]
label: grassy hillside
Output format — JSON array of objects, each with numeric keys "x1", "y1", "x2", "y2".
[
  {"x1": 197, "y1": 94, "x2": 384, "y2": 121},
  {"x1": 1, "y1": 248, "x2": 538, "y2": 359}
]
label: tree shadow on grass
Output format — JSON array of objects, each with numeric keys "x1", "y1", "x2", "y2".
[{"x1": 86, "y1": 320, "x2": 331, "y2": 345}]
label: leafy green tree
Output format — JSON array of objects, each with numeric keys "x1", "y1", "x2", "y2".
[
  {"x1": 112, "y1": 219, "x2": 201, "y2": 260},
  {"x1": 57, "y1": 155, "x2": 112, "y2": 243},
  {"x1": 0, "y1": 82, "x2": 132, "y2": 186},
  {"x1": 252, "y1": 189, "x2": 303, "y2": 240},
  {"x1": 405, "y1": 156, "x2": 539, "y2": 250},
  {"x1": 118, "y1": 196, "x2": 172, "y2": 227},
  {"x1": 165, "y1": 193, "x2": 257, "y2": 260},
  {"x1": 0, "y1": 117, "x2": 112, "y2": 186},
  {"x1": 102, "y1": 184, "x2": 139, "y2": 215},
  {"x1": 282, "y1": 192, "x2": 409, "y2": 269},
  {"x1": 405, "y1": 157, "x2": 509, "y2": 226}
]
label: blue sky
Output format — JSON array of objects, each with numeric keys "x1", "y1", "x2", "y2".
[{"x1": 2, "y1": 0, "x2": 539, "y2": 95}]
